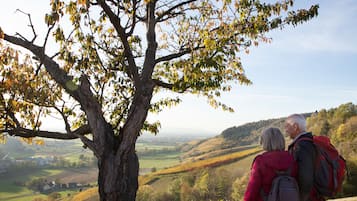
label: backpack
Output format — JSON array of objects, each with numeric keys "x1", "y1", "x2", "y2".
[
  {"x1": 261, "y1": 168, "x2": 300, "y2": 201},
  {"x1": 295, "y1": 135, "x2": 347, "y2": 197}
]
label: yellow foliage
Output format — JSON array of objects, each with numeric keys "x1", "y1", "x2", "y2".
[
  {"x1": 34, "y1": 139, "x2": 45, "y2": 145},
  {"x1": 21, "y1": 137, "x2": 34, "y2": 144},
  {"x1": 71, "y1": 187, "x2": 99, "y2": 201},
  {"x1": 0, "y1": 27, "x2": 4, "y2": 39},
  {"x1": 204, "y1": 38, "x2": 216, "y2": 50},
  {"x1": 0, "y1": 134, "x2": 6, "y2": 144},
  {"x1": 140, "y1": 147, "x2": 262, "y2": 185},
  {"x1": 77, "y1": 0, "x2": 86, "y2": 6}
]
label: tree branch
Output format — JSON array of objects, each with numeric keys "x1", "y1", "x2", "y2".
[
  {"x1": 1, "y1": 33, "x2": 100, "y2": 109},
  {"x1": 15, "y1": 9, "x2": 37, "y2": 43},
  {"x1": 127, "y1": 0, "x2": 138, "y2": 36},
  {"x1": 4, "y1": 124, "x2": 91, "y2": 140},
  {"x1": 97, "y1": 0, "x2": 140, "y2": 87},
  {"x1": 155, "y1": 46, "x2": 203, "y2": 64},
  {"x1": 153, "y1": 79, "x2": 189, "y2": 93},
  {"x1": 141, "y1": 1, "x2": 157, "y2": 82},
  {"x1": 156, "y1": 0, "x2": 197, "y2": 21},
  {"x1": 155, "y1": 49, "x2": 190, "y2": 64}
]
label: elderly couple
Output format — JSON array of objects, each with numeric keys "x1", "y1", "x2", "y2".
[{"x1": 244, "y1": 114, "x2": 324, "y2": 201}]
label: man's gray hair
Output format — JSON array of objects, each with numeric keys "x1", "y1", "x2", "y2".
[
  {"x1": 260, "y1": 127, "x2": 285, "y2": 151},
  {"x1": 286, "y1": 113, "x2": 307, "y2": 131}
]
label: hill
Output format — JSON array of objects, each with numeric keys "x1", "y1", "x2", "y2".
[
  {"x1": 61, "y1": 103, "x2": 357, "y2": 200},
  {"x1": 180, "y1": 113, "x2": 311, "y2": 161}
]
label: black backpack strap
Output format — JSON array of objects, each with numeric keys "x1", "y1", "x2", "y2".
[{"x1": 260, "y1": 188, "x2": 268, "y2": 201}]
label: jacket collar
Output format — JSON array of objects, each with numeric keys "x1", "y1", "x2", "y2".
[{"x1": 288, "y1": 131, "x2": 312, "y2": 147}]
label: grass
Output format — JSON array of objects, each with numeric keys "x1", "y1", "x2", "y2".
[
  {"x1": 72, "y1": 147, "x2": 263, "y2": 199},
  {"x1": 139, "y1": 146, "x2": 262, "y2": 185},
  {"x1": 71, "y1": 187, "x2": 99, "y2": 201},
  {"x1": 139, "y1": 152, "x2": 181, "y2": 169},
  {"x1": 0, "y1": 167, "x2": 63, "y2": 200},
  {"x1": 136, "y1": 143, "x2": 176, "y2": 151},
  {"x1": 0, "y1": 167, "x2": 95, "y2": 201},
  {"x1": 153, "y1": 146, "x2": 261, "y2": 175}
]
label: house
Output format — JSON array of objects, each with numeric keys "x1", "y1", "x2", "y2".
[
  {"x1": 42, "y1": 184, "x2": 52, "y2": 192},
  {"x1": 68, "y1": 182, "x2": 78, "y2": 188},
  {"x1": 0, "y1": 164, "x2": 8, "y2": 174}
]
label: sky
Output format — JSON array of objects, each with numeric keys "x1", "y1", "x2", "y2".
[{"x1": 1, "y1": 1, "x2": 357, "y2": 137}]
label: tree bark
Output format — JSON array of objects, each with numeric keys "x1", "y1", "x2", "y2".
[{"x1": 98, "y1": 145, "x2": 139, "y2": 201}]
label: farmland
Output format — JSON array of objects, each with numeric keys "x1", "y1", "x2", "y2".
[{"x1": 0, "y1": 135, "x2": 194, "y2": 200}]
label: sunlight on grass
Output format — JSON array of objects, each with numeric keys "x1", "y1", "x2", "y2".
[
  {"x1": 155, "y1": 147, "x2": 261, "y2": 175},
  {"x1": 72, "y1": 187, "x2": 99, "y2": 201}
]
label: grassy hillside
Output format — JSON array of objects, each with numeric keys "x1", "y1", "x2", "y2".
[
  {"x1": 76, "y1": 146, "x2": 262, "y2": 200},
  {"x1": 180, "y1": 117, "x2": 284, "y2": 161},
  {"x1": 180, "y1": 113, "x2": 313, "y2": 162},
  {"x1": 139, "y1": 146, "x2": 261, "y2": 185}
]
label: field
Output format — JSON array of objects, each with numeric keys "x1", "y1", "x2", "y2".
[
  {"x1": 148, "y1": 153, "x2": 259, "y2": 194},
  {"x1": 1, "y1": 135, "x2": 263, "y2": 200},
  {"x1": 0, "y1": 167, "x2": 63, "y2": 201},
  {"x1": 138, "y1": 146, "x2": 261, "y2": 187},
  {"x1": 0, "y1": 136, "x2": 185, "y2": 200},
  {"x1": 72, "y1": 146, "x2": 262, "y2": 200}
]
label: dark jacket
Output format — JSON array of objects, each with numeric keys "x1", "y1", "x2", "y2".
[
  {"x1": 244, "y1": 151, "x2": 298, "y2": 201},
  {"x1": 288, "y1": 132, "x2": 325, "y2": 201}
]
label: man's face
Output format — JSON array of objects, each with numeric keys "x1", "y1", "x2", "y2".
[{"x1": 284, "y1": 120, "x2": 297, "y2": 139}]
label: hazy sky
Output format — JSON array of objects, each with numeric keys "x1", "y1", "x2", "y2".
[{"x1": 1, "y1": 1, "x2": 357, "y2": 137}]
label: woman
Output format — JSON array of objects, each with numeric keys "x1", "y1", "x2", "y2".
[{"x1": 244, "y1": 127, "x2": 298, "y2": 201}]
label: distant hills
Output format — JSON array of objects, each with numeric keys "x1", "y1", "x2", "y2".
[{"x1": 180, "y1": 113, "x2": 312, "y2": 161}]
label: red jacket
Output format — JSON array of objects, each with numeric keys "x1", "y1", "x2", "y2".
[{"x1": 244, "y1": 151, "x2": 298, "y2": 201}]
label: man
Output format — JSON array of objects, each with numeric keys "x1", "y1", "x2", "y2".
[{"x1": 285, "y1": 114, "x2": 324, "y2": 201}]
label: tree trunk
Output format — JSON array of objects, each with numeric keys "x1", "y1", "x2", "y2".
[
  {"x1": 94, "y1": 82, "x2": 154, "y2": 201},
  {"x1": 98, "y1": 147, "x2": 139, "y2": 201}
]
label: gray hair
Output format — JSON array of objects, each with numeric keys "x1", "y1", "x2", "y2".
[
  {"x1": 260, "y1": 127, "x2": 285, "y2": 151},
  {"x1": 286, "y1": 114, "x2": 306, "y2": 131}
]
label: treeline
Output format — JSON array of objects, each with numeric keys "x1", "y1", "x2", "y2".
[
  {"x1": 307, "y1": 102, "x2": 357, "y2": 196},
  {"x1": 220, "y1": 114, "x2": 312, "y2": 146},
  {"x1": 137, "y1": 168, "x2": 249, "y2": 201}
]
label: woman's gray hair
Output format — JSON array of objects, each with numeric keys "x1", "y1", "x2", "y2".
[
  {"x1": 286, "y1": 114, "x2": 306, "y2": 131},
  {"x1": 260, "y1": 127, "x2": 285, "y2": 151}
]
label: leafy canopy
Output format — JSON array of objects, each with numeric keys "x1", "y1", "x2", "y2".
[{"x1": 0, "y1": 0, "x2": 318, "y2": 143}]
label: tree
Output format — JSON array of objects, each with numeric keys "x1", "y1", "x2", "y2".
[{"x1": 0, "y1": 0, "x2": 318, "y2": 200}]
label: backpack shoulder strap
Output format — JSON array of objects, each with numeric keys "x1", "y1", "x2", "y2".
[
  {"x1": 295, "y1": 136, "x2": 313, "y2": 144},
  {"x1": 288, "y1": 137, "x2": 314, "y2": 154}
]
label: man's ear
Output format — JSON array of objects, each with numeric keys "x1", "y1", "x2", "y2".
[{"x1": 293, "y1": 123, "x2": 299, "y2": 132}]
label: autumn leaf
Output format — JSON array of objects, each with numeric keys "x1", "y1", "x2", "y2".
[
  {"x1": 21, "y1": 137, "x2": 34, "y2": 145},
  {"x1": 0, "y1": 27, "x2": 4, "y2": 39},
  {"x1": 34, "y1": 139, "x2": 45, "y2": 145},
  {"x1": 0, "y1": 134, "x2": 6, "y2": 144},
  {"x1": 77, "y1": 0, "x2": 86, "y2": 6}
]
